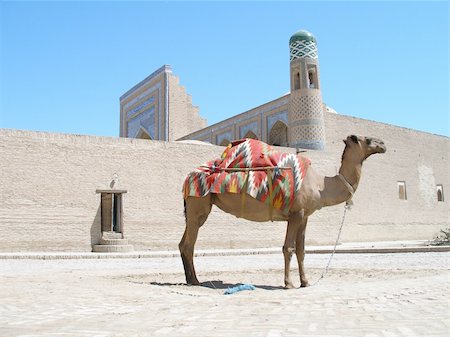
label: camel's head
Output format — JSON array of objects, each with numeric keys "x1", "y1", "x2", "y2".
[{"x1": 343, "y1": 135, "x2": 386, "y2": 161}]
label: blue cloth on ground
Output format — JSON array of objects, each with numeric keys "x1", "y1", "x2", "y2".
[{"x1": 224, "y1": 284, "x2": 256, "y2": 295}]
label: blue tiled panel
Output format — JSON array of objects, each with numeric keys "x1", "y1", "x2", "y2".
[
  {"x1": 239, "y1": 121, "x2": 258, "y2": 139},
  {"x1": 127, "y1": 106, "x2": 155, "y2": 139},
  {"x1": 267, "y1": 110, "x2": 288, "y2": 132},
  {"x1": 126, "y1": 97, "x2": 155, "y2": 119},
  {"x1": 216, "y1": 131, "x2": 233, "y2": 145}
]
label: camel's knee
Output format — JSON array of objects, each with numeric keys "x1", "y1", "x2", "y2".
[
  {"x1": 179, "y1": 232, "x2": 186, "y2": 249},
  {"x1": 178, "y1": 240, "x2": 185, "y2": 254},
  {"x1": 179, "y1": 239, "x2": 194, "y2": 256},
  {"x1": 283, "y1": 246, "x2": 296, "y2": 257}
]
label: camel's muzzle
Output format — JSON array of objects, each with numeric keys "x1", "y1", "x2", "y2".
[
  {"x1": 374, "y1": 140, "x2": 387, "y2": 153},
  {"x1": 366, "y1": 137, "x2": 386, "y2": 154}
]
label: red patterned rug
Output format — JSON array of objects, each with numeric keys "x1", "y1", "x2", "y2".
[{"x1": 183, "y1": 139, "x2": 310, "y2": 215}]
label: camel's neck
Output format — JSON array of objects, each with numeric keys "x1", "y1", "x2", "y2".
[
  {"x1": 338, "y1": 151, "x2": 363, "y2": 191},
  {"x1": 320, "y1": 149, "x2": 363, "y2": 207}
]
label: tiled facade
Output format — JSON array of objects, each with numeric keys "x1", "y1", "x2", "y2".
[
  {"x1": 178, "y1": 95, "x2": 290, "y2": 146},
  {"x1": 123, "y1": 30, "x2": 327, "y2": 151},
  {"x1": 120, "y1": 65, "x2": 167, "y2": 140},
  {"x1": 120, "y1": 65, "x2": 206, "y2": 142}
]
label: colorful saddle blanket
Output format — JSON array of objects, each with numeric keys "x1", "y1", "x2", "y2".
[{"x1": 183, "y1": 139, "x2": 310, "y2": 215}]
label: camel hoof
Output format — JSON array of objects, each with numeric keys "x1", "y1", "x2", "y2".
[
  {"x1": 284, "y1": 283, "x2": 295, "y2": 289},
  {"x1": 300, "y1": 281, "x2": 310, "y2": 288},
  {"x1": 187, "y1": 279, "x2": 200, "y2": 286}
]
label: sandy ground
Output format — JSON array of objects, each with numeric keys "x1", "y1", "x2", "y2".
[{"x1": 0, "y1": 252, "x2": 449, "y2": 337}]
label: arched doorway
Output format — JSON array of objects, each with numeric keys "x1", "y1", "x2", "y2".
[{"x1": 268, "y1": 120, "x2": 288, "y2": 146}]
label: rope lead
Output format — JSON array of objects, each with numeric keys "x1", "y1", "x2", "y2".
[{"x1": 311, "y1": 204, "x2": 349, "y2": 286}]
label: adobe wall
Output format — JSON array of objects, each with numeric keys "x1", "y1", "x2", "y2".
[
  {"x1": 0, "y1": 127, "x2": 448, "y2": 252},
  {"x1": 320, "y1": 113, "x2": 449, "y2": 243},
  {"x1": 167, "y1": 74, "x2": 207, "y2": 141}
]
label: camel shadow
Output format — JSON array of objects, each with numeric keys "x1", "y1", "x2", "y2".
[{"x1": 149, "y1": 280, "x2": 284, "y2": 291}]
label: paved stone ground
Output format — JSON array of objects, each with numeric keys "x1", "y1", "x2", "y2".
[{"x1": 0, "y1": 252, "x2": 449, "y2": 337}]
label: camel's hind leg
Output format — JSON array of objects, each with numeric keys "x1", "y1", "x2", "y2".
[
  {"x1": 295, "y1": 216, "x2": 309, "y2": 287},
  {"x1": 179, "y1": 195, "x2": 212, "y2": 285},
  {"x1": 283, "y1": 211, "x2": 302, "y2": 289}
]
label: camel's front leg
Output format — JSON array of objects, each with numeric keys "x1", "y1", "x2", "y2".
[
  {"x1": 283, "y1": 212, "x2": 301, "y2": 289},
  {"x1": 295, "y1": 216, "x2": 309, "y2": 287}
]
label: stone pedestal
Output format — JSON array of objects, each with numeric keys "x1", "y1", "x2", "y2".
[{"x1": 92, "y1": 231, "x2": 134, "y2": 253}]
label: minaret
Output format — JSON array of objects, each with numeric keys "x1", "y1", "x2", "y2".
[{"x1": 288, "y1": 29, "x2": 325, "y2": 150}]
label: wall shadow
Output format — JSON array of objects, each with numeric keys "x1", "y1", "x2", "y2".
[{"x1": 90, "y1": 205, "x2": 102, "y2": 248}]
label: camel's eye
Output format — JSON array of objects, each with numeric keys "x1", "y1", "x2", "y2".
[{"x1": 366, "y1": 138, "x2": 372, "y2": 145}]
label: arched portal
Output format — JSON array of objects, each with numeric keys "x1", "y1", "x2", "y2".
[
  {"x1": 244, "y1": 131, "x2": 258, "y2": 140},
  {"x1": 135, "y1": 127, "x2": 152, "y2": 140},
  {"x1": 219, "y1": 139, "x2": 231, "y2": 147},
  {"x1": 268, "y1": 120, "x2": 288, "y2": 146}
]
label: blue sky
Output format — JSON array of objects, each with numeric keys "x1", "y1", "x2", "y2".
[{"x1": 1, "y1": 1, "x2": 448, "y2": 137}]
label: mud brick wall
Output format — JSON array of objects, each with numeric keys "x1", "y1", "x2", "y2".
[{"x1": 0, "y1": 123, "x2": 448, "y2": 252}]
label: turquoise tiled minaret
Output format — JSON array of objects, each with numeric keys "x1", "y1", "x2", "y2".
[{"x1": 288, "y1": 30, "x2": 325, "y2": 150}]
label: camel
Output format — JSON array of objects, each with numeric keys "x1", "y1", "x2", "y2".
[{"x1": 179, "y1": 135, "x2": 386, "y2": 288}]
